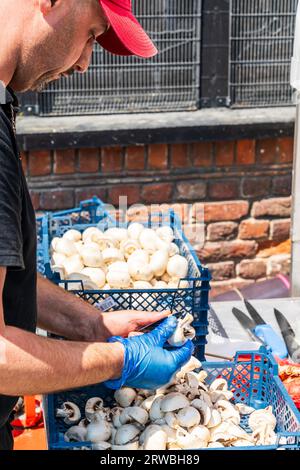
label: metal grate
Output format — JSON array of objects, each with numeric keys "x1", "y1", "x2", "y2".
[
  {"x1": 230, "y1": 0, "x2": 298, "y2": 108},
  {"x1": 38, "y1": 1, "x2": 201, "y2": 116}
]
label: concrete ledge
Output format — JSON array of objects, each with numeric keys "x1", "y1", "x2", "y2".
[{"x1": 16, "y1": 106, "x2": 296, "y2": 151}]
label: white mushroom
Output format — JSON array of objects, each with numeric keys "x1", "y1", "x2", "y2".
[
  {"x1": 141, "y1": 395, "x2": 159, "y2": 412},
  {"x1": 169, "y1": 243, "x2": 180, "y2": 257},
  {"x1": 209, "y1": 378, "x2": 228, "y2": 393},
  {"x1": 81, "y1": 267, "x2": 106, "y2": 289},
  {"x1": 111, "y1": 407, "x2": 123, "y2": 429},
  {"x1": 102, "y1": 248, "x2": 124, "y2": 265},
  {"x1": 175, "y1": 356, "x2": 202, "y2": 380},
  {"x1": 82, "y1": 227, "x2": 103, "y2": 244},
  {"x1": 111, "y1": 442, "x2": 139, "y2": 451},
  {"x1": 128, "y1": 261, "x2": 154, "y2": 282},
  {"x1": 160, "y1": 393, "x2": 190, "y2": 413},
  {"x1": 168, "y1": 313, "x2": 195, "y2": 347},
  {"x1": 235, "y1": 403, "x2": 255, "y2": 416},
  {"x1": 139, "y1": 229, "x2": 160, "y2": 254},
  {"x1": 56, "y1": 402, "x2": 81, "y2": 425},
  {"x1": 191, "y1": 399, "x2": 212, "y2": 426},
  {"x1": 120, "y1": 407, "x2": 149, "y2": 426},
  {"x1": 64, "y1": 425, "x2": 87, "y2": 442},
  {"x1": 252, "y1": 424, "x2": 277, "y2": 446},
  {"x1": 104, "y1": 228, "x2": 128, "y2": 246},
  {"x1": 149, "y1": 250, "x2": 169, "y2": 277},
  {"x1": 63, "y1": 229, "x2": 82, "y2": 243},
  {"x1": 54, "y1": 238, "x2": 78, "y2": 257},
  {"x1": 149, "y1": 395, "x2": 165, "y2": 421},
  {"x1": 106, "y1": 270, "x2": 131, "y2": 289},
  {"x1": 120, "y1": 239, "x2": 140, "y2": 259},
  {"x1": 176, "y1": 406, "x2": 201, "y2": 428},
  {"x1": 127, "y1": 222, "x2": 144, "y2": 240},
  {"x1": 151, "y1": 280, "x2": 168, "y2": 289},
  {"x1": 85, "y1": 397, "x2": 105, "y2": 422},
  {"x1": 86, "y1": 415, "x2": 112, "y2": 443},
  {"x1": 81, "y1": 246, "x2": 103, "y2": 268},
  {"x1": 62, "y1": 254, "x2": 84, "y2": 276},
  {"x1": 156, "y1": 226, "x2": 174, "y2": 244},
  {"x1": 140, "y1": 425, "x2": 167, "y2": 450},
  {"x1": 248, "y1": 406, "x2": 276, "y2": 432},
  {"x1": 215, "y1": 400, "x2": 240, "y2": 425},
  {"x1": 167, "y1": 255, "x2": 188, "y2": 279},
  {"x1": 207, "y1": 409, "x2": 222, "y2": 428},
  {"x1": 51, "y1": 252, "x2": 67, "y2": 268},
  {"x1": 114, "y1": 388, "x2": 137, "y2": 408},
  {"x1": 107, "y1": 261, "x2": 129, "y2": 273},
  {"x1": 114, "y1": 424, "x2": 141, "y2": 446},
  {"x1": 65, "y1": 272, "x2": 99, "y2": 290},
  {"x1": 175, "y1": 426, "x2": 210, "y2": 449},
  {"x1": 127, "y1": 249, "x2": 149, "y2": 265},
  {"x1": 92, "y1": 441, "x2": 112, "y2": 450},
  {"x1": 132, "y1": 281, "x2": 153, "y2": 290}
]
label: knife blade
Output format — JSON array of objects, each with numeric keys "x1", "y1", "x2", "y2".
[
  {"x1": 244, "y1": 299, "x2": 266, "y2": 325},
  {"x1": 232, "y1": 308, "x2": 263, "y2": 343},
  {"x1": 274, "y1": 309, "x2": 300, "y2": 363}
]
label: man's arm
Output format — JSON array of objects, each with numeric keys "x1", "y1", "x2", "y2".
[
  {"x1": 37, "y1": 274, "x2": 170, "y2": 342},
  {"x1": 0, "y1": 268, "x2": 124, "y2": 396}
]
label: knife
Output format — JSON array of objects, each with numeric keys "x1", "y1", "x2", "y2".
[
  {"x1": 274, "y1": 309, "x2": 300, "y2": 363},
  {"x1": 232, "y1": 307, "x2": 288, "y2": 359}
]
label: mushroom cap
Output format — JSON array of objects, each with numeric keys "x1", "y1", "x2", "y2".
[
  {"x1": 114, "y1": 388, "x2": 137, "y2": 408},
  {"x1": 114, "y1": 424, "x2": 141, "y2": 446},
  {"x1": 176, "y1": 406, "x2": 201, "y2": 428},
  {"x1": 64, "y1": 425, "x2": 87, "y2": 442},
  {"x1": 85, "y1": 397, "x2": 104, "y2": 421},
  {"x1": 160, "y1": 392, "x2": 190, "y2": 413}
]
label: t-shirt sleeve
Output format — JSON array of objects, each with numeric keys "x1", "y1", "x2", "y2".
[{"x1": 0, "y1": 116, "x2": 24, "y2": 269}]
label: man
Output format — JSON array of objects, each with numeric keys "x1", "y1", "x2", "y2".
[{"x1": 0, "y1": 0, "x2": 193, "y2": 450}]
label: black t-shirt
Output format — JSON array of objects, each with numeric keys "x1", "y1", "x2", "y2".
[{"x1": 0, "y1": 85, "x2": 37, "y2": 449}]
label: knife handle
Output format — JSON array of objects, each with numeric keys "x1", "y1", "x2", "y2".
[{"x1": 254, "y1": 325, "x2": 288, "y2": 359}]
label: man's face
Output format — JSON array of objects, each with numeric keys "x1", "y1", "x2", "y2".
[{"x1": 10, "y1": 0, "x2": 109, "y2": 92}]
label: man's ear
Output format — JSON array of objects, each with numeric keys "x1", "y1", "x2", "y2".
[{"x1": 39, "y1": 0, "x2": 58, "y2": 15}]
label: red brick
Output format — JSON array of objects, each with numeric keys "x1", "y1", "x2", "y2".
[
  {"x1": 207, "y1": 222, "x2": 238, "y2": 241},
  {"x1": 109, "y1": 185, "x2": 141, "y2": 206},
  {"x1": 272, "y1": 175, "x2": 292, "y2": 196},
  {"x1": 54, "y1": 149, "x2": 75, "y2": 174},
  {"x1": 142, "y1": 183, "x2": 173, "y2": 204},
  {"x1": 171, "y1": 144, "x2": 190, "y2": 168},
  {"x1": 29, "y1": 150, "x2": 51, "y2": 176},
  {"x1": 148, "y1": 144, "x2": 168, "y2": 170},
  {"x1": 267, "y1": 254, "x2": 291, "y2": 276},
  {"x1": 191, "y1": 142, "x2": 213, "y2": 167},
  {"x1": 20, "y1": 152, "x2": 28, "y2": 175},
  {"x1": 237, "y1": 259, "x2": 267, "y2": 280},
  {"x1": 75, "y1": 188, "x2": 107, "y2": 205},
  {"x1": 239, "y1": 219, "x2": 270, "y2": 240},
  {"x1": 242, "y1": 177, "x2": 271, "y2": 198},
  {"x1": 210, "y1": 279, "x2": 255, "y2": 299},
  {"x1": 206, "y1": 262, "x2": 235, "y2": 281},
  {"x1": 209, "y1": 179, "x2": 240, "y2": 200},
  {"x1": 183, "y1": 223, "x2": 205, "y2": 246},
  {"x1": 270, "y1": 219, "x2": 291, "y2": 242},
  {"x1": 198, "y1": 201, "x2": 249, "y2": 223},
  {"x1": 101, "y1": 147, "x2": 123, "y2": 173},
  {"x1": 236, "y1": 140, "x2": 256, "y2": 165},
  {"x1": 29, "y1": 191, "x2": 40, "y2": 210},
  {"x1": 215, "y1": 141, "x2": 234, "y2": 166},
  {"x1": 251, "y1": 197, "x2": 291, "y2": 218},
  {"x1": 40, "y1": 190, "x2": 74, "y2": 211},
  {"x1": 197, "y1": 240, "x2": 258, "y2": 263},
  {"x1": 125, "y1": 146, "x2": 145, "y2": 171},
  {"x1": 176, "y1": 181, "x2": 206, "y2": 201},
  {"x1": 277, "y1": 137, "x2": 294, "y2": 164},
  {"x1": 78, "y1": 148, "x2": 99, "y2": 173},
  {"x1": 257, "y1": 139, "x2": 278, "y2": 164}
]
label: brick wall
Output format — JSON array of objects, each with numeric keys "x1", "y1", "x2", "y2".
[{"x1": 23, "y1": 137, "x2": 293, "y2": 296}]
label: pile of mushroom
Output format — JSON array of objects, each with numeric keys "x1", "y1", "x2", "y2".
[
  {"x1": 57, "y1": 356, "x2": 278, "y2": 450},
  {"x1": 50, "y1": 224, "x2": 190, "y2": 294}
]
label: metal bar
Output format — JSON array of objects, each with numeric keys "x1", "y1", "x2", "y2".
[{"x1": 291, "y1": 96, "x2": 300, "y2": 296}]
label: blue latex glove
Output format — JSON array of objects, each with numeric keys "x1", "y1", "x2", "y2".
[{"x1": 104, "y1": 316, "x2": 194, "y2": 390}]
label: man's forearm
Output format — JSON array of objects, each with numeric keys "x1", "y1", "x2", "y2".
[
  {"x1": 37, "y1": 274, "x2": 111, "y2": 342},
  {"x1": 0, "y1": 325, "x2": 123, "y2": 396}
]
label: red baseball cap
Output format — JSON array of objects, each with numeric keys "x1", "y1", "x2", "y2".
[{"x1": 97, "y1": 0, "x2": 158, "y2": 58}]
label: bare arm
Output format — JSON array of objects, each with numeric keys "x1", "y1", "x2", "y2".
[
  {"x1": 0, "y1": 268, "x2": 124, "y2": 396},
  {"x1": 37, "y1": 274, "x2": 170, "y2": 342}
]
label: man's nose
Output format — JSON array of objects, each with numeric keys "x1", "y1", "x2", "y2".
[{"x1": 74, "y1": 40, "x2": 94, "y2": 73}]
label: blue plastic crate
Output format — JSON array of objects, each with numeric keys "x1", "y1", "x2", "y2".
[
  {"x1": 37, "y1": 199, "x2": 211, "y2": 361},
  {"x1": 43, "y1": 348, "x2": 300, "y2": 450}
]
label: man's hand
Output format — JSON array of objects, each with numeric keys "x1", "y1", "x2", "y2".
[{"x1": 95, "y1": 309, "x2": 171, "y2": 341}]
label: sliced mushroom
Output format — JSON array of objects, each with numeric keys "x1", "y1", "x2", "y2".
[
  {"x1": 191, "y1": 399, "x2": 212, "y2": 426},
  {"x1": 120, "y1": 407, "x2": 149, "y2": 426},
  {"x1": 168, "y1": 313, "x2": 195, "y2": 347},
  {"x1": 215, "y1": 399, "x2": 240, "y2": 425},
  {"x1": 235, "y1": 403, "x2": 255, "y2": 416},
  {"x1": 85, "y1": 397, "x2": 105, "y2": 422},
  {"x1": 114, "y1": 424, "x2": 141, "y2": 446},
  {"x1": 149, "y1": 395, "x2": 165, "y2": 421},
  {"x1": 140, "y1": 425, "x2": 168, "y2": 450},
  {"x1": 248, "y1": 406, "x2": 276, "y2": 432},
  {"x1": 86, "y1": 415, "x2": 112, "y2": 443},
  {"x1": 56, "y1": 402, "x2": 81, "y2": 425},
  {"x1": 160, "y1": 393, "x2": 190, "y2": 413},
  {"x1": 64, "y1": 425, "x2": 87, "y2": 442},
  {"x1": 176, "y1": 406, "x2": 201, "y2": 428}
]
